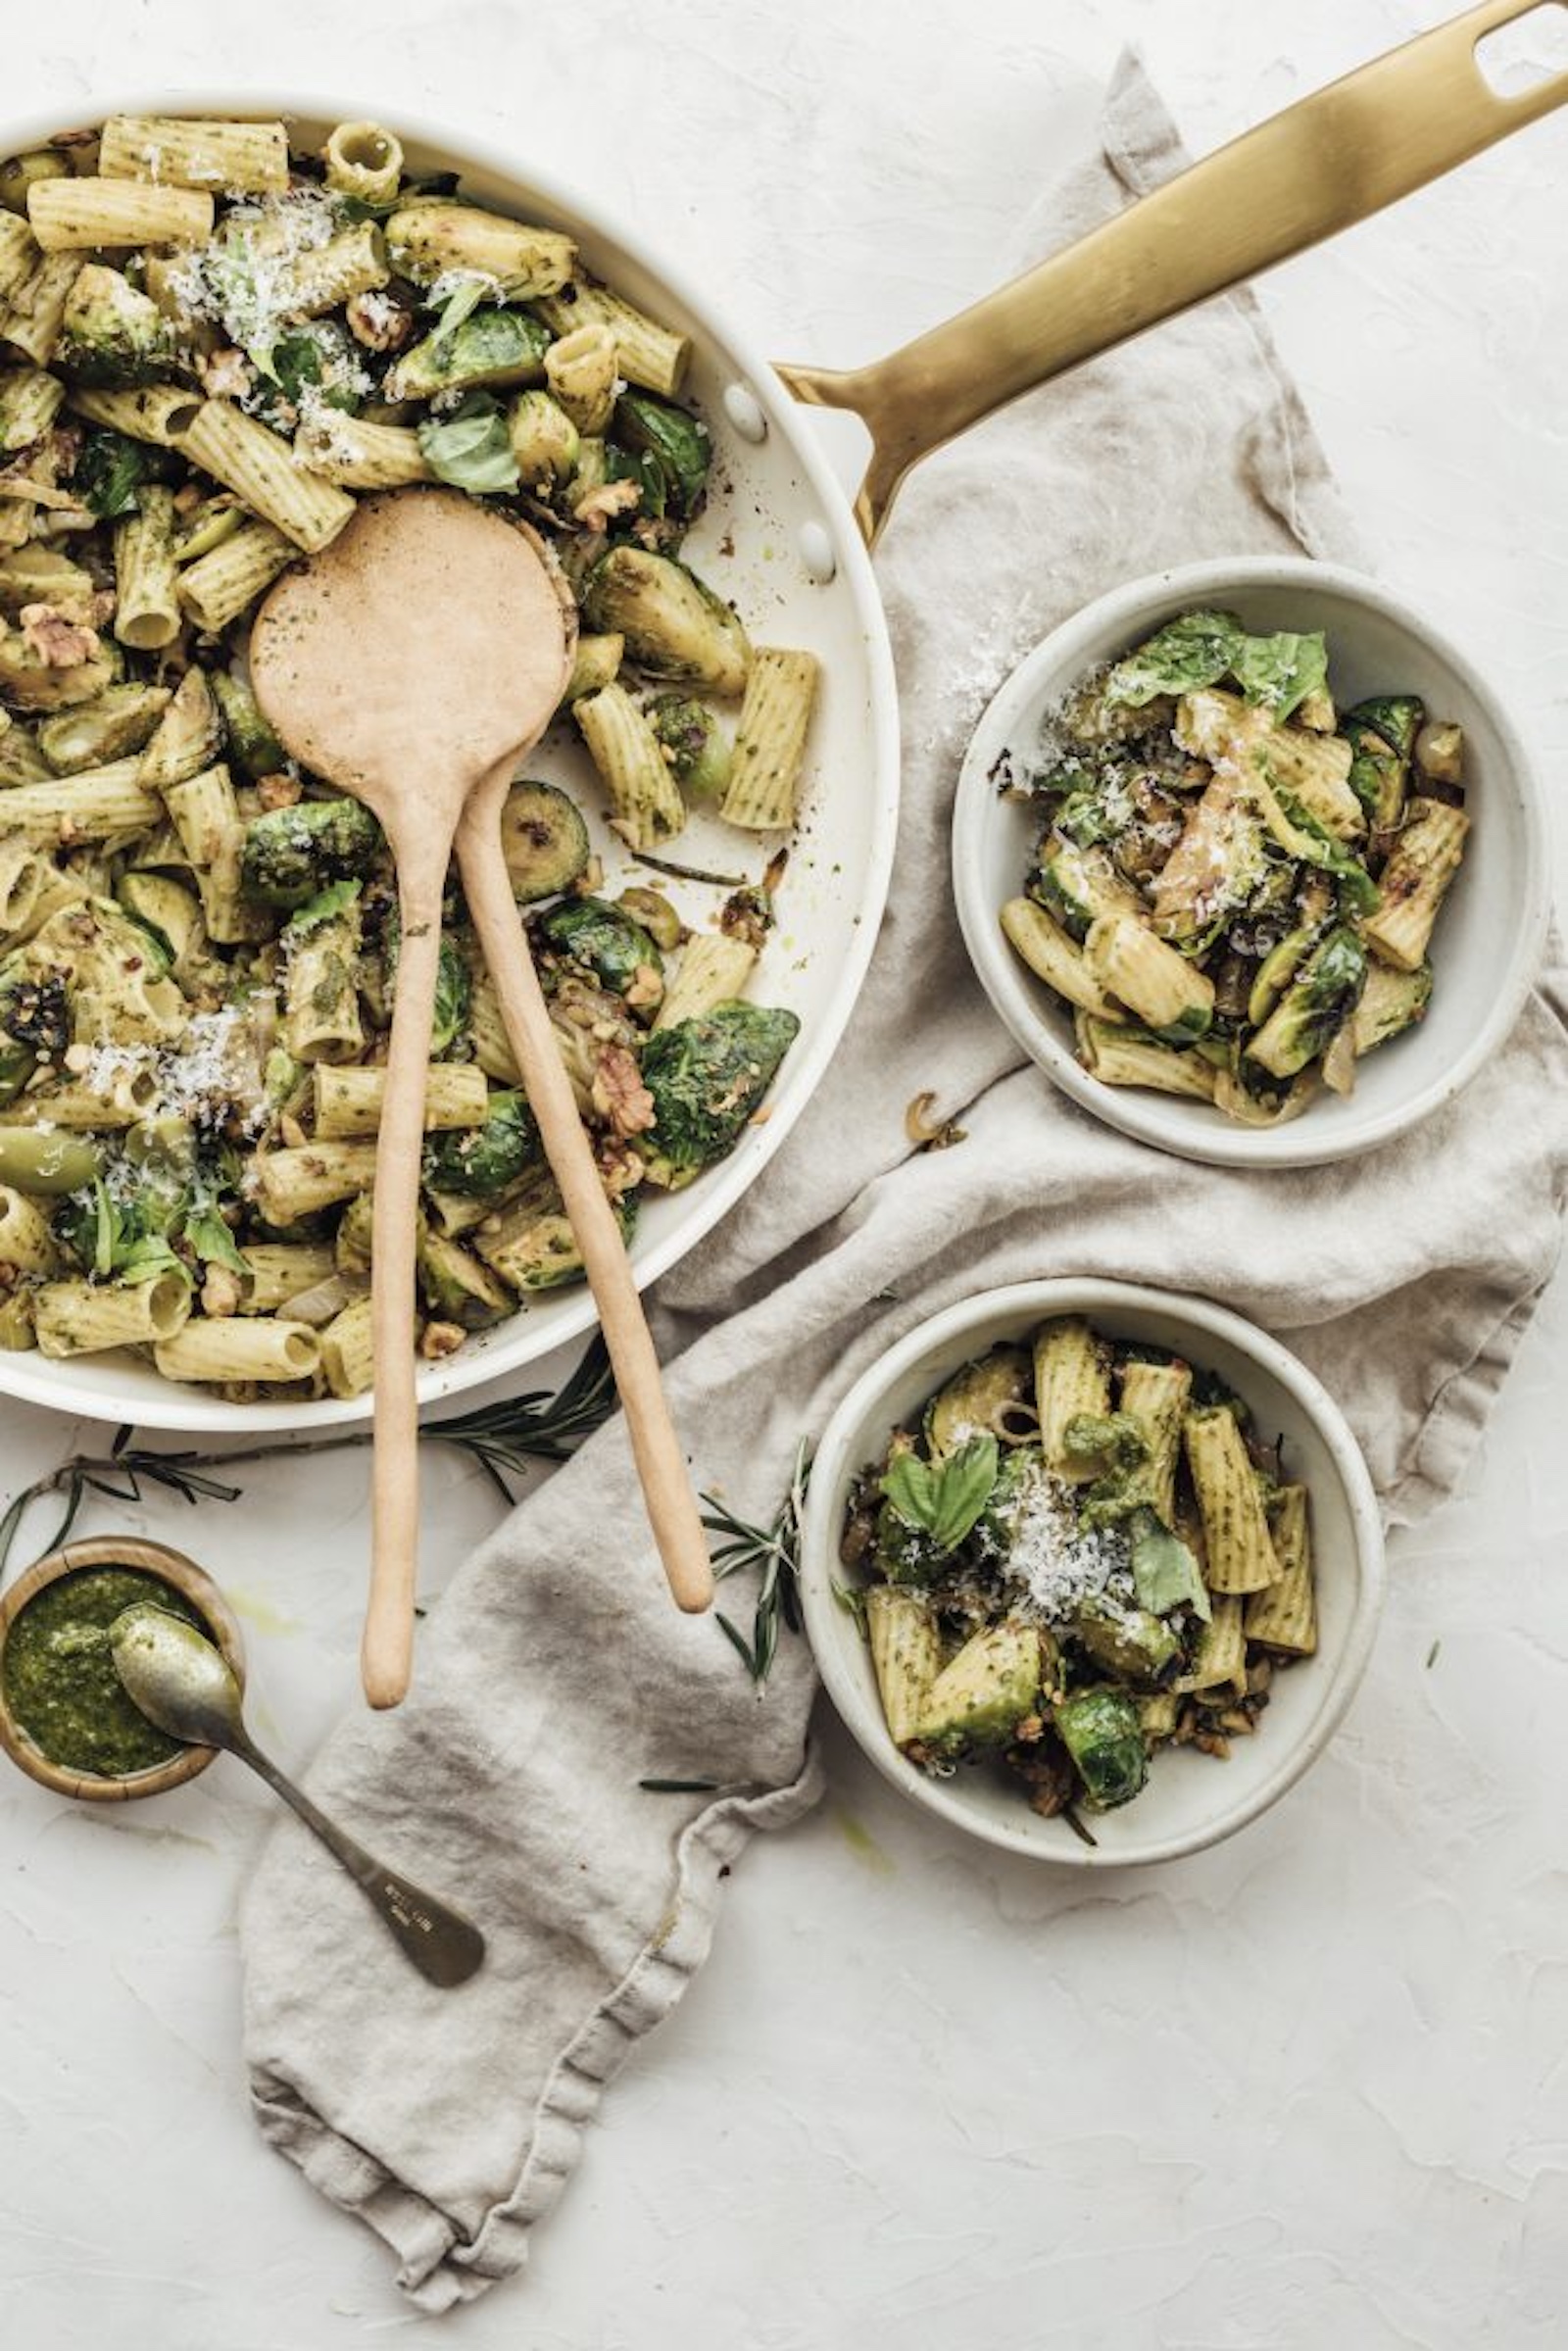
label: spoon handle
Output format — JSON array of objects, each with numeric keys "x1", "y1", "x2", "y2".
[
  {"x1": 364, "y1": 824, "x2": 454, "y2": 1708},
  {"x1": 237, "y1": 1732, "x2": 485, "y2": 1987},
  {"x1": 456, "y1": 783, "x2": 714, "y2": 1614}
]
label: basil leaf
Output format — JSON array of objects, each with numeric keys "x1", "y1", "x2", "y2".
[
  {"x1": 120, "y1": 1235, "x2": 190, "y2": 1287},
  {"x1": 881, "y1": 1450, "x2": 938, "y2": 1533},
  {"x1": 1274, "y1": 791, "x2": 1382, "y2": 915},
  {"x1": 429, "y1": 270, "x2": 492, "y2": 344},
  {"x1": 883, "y1": 1436, "x2": 998, "y2": 1552},
  {"x1": 1230, "y1": 628, "x2": 1328, "y2": 718},
  {"x1": 1106, "y1": 610, "x2": 1244, "y2": 707},
  {"x1": 928, "y1": 1433, "x2": 1000, "y2": 1550},
  {"x1": 183, "y1": 1200, "x2": 248, "y2": 1276},
  {"x1": 1129, "y1": 1509, "x2": 1211, "y2": 1622},
  {"x1": 416, "y1": 392, "x2": 519, "y2": 495}
]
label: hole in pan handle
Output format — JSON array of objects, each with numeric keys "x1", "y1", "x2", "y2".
[{"x1": 774, "y1": 0, "x2": 1568, "y2": 546}]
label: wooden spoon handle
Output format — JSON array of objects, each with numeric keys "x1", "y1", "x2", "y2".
[
  {"x1": 456, "y1": 796, "x2": 713, "y2": 1615},
  {"x1": 363, "y1": 834, "x2": 452, "y2": 1705}
]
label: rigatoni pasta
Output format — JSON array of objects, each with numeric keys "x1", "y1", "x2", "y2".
[
  {"x1": 839, "y1": 1316, "x2": 1321, "y2": 1818},
  {"x1": 999, "y1": 607, "x2": 1470, "y2": 1125}
]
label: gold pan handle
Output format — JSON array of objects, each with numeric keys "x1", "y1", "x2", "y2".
[{"x1": 776, "y1": 0, "x2": 1568, "y2": 543}]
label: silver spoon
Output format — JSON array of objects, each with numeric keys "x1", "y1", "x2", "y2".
[{"x1": 109, "y1": 1604, "x2": 484, "y2": 1988}]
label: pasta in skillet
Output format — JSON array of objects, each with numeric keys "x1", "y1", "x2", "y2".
[{"x1": 0, "y1": 114, "x2": 818, "y2": 1396}]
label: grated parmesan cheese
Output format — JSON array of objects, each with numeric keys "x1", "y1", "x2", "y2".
[
  {"x1": 79, "y1": 1004, "x2": 269, "y2": 1134},
  {"x1": 990, "y1": 1468, "x2": 1135, "y2": 1629}
]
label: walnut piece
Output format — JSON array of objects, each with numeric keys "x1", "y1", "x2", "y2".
[
  {"x1": 346, "y1": 289, "x2": 414, "y2": 353},
  {"x1": 571, "y1": 478, "x2": 640, "y2": 533},
  {"x1": 200, "y1": 346, "x2": 252, "y2": 401},
  {"x1": 200, "y1": 1264, "x2": 243, "y2": 1318},
  {"x1": 590, "y1": 1044, "x2": 655, "y2": 1138},
  {"x1": 19, "y1": 603, "x2": 99, "y2": 668},
  {"x1": 419, "y1": 1320, "x2": 466, "y2": 1360}
]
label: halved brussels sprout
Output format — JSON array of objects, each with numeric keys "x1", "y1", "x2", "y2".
[{"x1": 581, "y1": 547, "x2": 751, "y2": 696}]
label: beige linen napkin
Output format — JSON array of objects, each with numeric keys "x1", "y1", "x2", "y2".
[{"x1": 243, "y1": 56, "x2": 1568, "y2": 2310}]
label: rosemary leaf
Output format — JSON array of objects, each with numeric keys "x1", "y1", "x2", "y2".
[
  {"x1": 700, "y1": 1439, "x2": 811, "y2": 1689},
  {"x1": 638, "y1": 1776, "x2": 720, "y2": 1794},
  {"x1": 713, "y1": 1611, "x2": 758, "y2": 1675}
]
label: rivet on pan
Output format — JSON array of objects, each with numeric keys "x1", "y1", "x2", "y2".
[
  {"x1": 722, "y1": 384, "x2": 768, "y2": 443},
  {"x1": 798, "y1": 521, "x2": 837, "y2": 584}
]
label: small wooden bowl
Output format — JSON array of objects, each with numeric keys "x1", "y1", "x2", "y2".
[{"x1": 0, "y1": 1536, "x2": 245, "y2": 1803}]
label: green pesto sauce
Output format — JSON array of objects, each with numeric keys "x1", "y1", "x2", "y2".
[{"x1": 2, "y1": 1568, "x2": 207, "y2": 1778}]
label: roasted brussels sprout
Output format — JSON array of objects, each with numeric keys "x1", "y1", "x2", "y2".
[
  {"x1": 539, "y1": 894, "x2": 663, "y2": 1004},
  {"x1": 499, "y1": 780, "x2": 591, "y2": 904},
  {"x1": 0, "y1": 722, "x2": 50, "y2": 784},
  {"x1": 871, "y1": 1498, "x2": 943, "y2": 1589},
  {"x1": 1245, "y1": 880, "x2": 1334, "y2": 1028},
  {"x1": 0, "y1": 630, "x2": 122, "y2": 710},
  {"x1": 57, "y1": 265, "x2": 177, "y2": 389},
  {"x1": 1054, "y1": 1685, "x2": 1149, "y2": 1810},
  {"x1": 646, "y1": 692, "x2": 732, "y2": 803},
  {"x1": 580, "y1": 547, "x2": 751, "y2": 695},
  {"x1": 1414, "y1": 718, "x2": 1464, "y2": 788},
  {"x1": 612, "y1": 390, "x2": 711, "y2": 516},
  {"x1": 910, "y1": 1623, "x2": 1042, "y2": 1762},
  {"x1": 639, "y1": 1003, "x2": 800, "y2": 1190},
  {"x1": 427, "y1": 936, "x2": 471, "y2": 1056},
  {"x1": 386, "y1": 306, "x2": 551, "y2": 402},
  {"x1": 71, "y1": 428, "x2": 178, "y2": 521},
  {"x1": 1345, "y1": 693, "x2": 1422, "y2": 833},
  {"x1": 1351, "y1": 957, "x2": 1432, "y2": 1055},
  {"x1": 1072, "y1": 1596, "x2": 1182, "y2": 1685},
  {"x1": 416, "y1": 1226, "x2": 512, "y2": 1329},
  {"x1": 37, "y1": 683, "x2": 171, "y2": 775},
  {"x1": 211, "y1": 668, "x2": 289, "y2": 780},
  {"x1": 1030, "y1": 832, "x2": 1146, "y2": 942},
  {"x1": 240, "y1": 799, "x2": 384, "y2": 908},
  {"x1": 1245, "y1": 924, "x2": 1367, "y2": 1081},
  {"x1": 378, "y1": 913, "x2": 470, "y2": 1055},
  {"x1": 615, "y1": 885, "x2": 684, "y2": 953},
  {"x1": 493, "y1": 1200, "x2": 635, "y2": 1293},
  {"x1": 421, "y1": 1090, "x2": 540, "y2": 1198}
]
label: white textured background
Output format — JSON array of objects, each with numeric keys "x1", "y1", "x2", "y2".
[{"x1": 2, "y1": 4, "x2": 1566, "y2": 2346}]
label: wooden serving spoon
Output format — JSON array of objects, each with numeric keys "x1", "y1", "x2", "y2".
[{"x1": 251, "y1": 489, "x2": 713, "y2": 1709}]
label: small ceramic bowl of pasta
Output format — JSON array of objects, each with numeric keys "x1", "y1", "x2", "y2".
[
  {"x1": 952, "y1": 556, "x2": 1549, "y2": 1168},
  {"x1": 799, "y1": 1277, "x2": 1385, "y2": 1867}
]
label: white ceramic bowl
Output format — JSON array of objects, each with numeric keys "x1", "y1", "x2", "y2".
[
  {"x1": 952, "y1": 557, "x2": 1550, "y2": 1169},
  {"x1": 0, "y1": 94, "x2": 899, "y2": 1433},
  {"x1": 800, "y1": 1278, "x2": 1385, "y2": 1868}
]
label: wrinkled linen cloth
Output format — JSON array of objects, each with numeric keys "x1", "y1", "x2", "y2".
[{"x1": 243, "y1": 56, "x2": 1568, "y2": 2310}]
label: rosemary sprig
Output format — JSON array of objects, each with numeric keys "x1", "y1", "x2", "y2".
[
  {"x1": 0, "y1": 1335, "x2": 615, "y2": 1581},
  {"x1": 701, "y1": 1439, "x2": 810, "y2": 1689}
]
